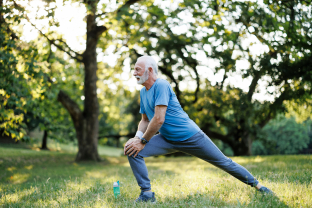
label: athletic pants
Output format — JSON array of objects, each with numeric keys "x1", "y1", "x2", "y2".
[{"x1": 127, "y1": 130, "x2": 259, "y2": 191}]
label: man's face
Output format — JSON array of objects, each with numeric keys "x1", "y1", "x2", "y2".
[{"x1": 133, "y1": 61, "x2": 149, "y2": 85}]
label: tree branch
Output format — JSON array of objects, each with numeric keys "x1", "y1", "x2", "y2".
[
  {"x1": 12, "y1": 0, "x2": 83, "y2": 63},
  {"x1": 96, "y1": 12, "x2": 106, "y2": 18},
  {"x1": 202, "y1": 128, "x2": 231, "y2": 145},
  {"x1": 247, "y1": 69, "x2": 263, "y2": 102},
  {"x1": 35, "y1": 25, "x2": 83, "y2": 62},
  {"x1": 117, "y1": 0, "x2": 141, "y2": 14},
  {"x1": 219, "y1": 71, "x2": 228, "y2": 90},
  {"x1": 98, "y1": 133, "x2": 135, "y2": 139},
  {"x1": 237, "y1": 15, "x2": 277, "y2": 56},
  {"x1": 95, "y1": 25, "x2": 108, "y2": 38},
  {"x1": 57, "y1": 90, "x2": 83, "y2": 129},
  {"x1": 165, "y1": 26, "x2": 201, "y2": 103}
]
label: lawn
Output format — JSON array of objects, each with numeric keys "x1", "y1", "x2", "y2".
[{"x1": 0, "y1": 143, "x2": 311, "y2": 207}]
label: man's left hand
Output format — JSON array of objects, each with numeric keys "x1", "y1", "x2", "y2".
[{"x1": 124, "y1": 138, "x2": 146, "y2": 157}]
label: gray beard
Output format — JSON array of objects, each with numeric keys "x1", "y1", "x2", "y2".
[{"x1": 136, "y1": 70, "x2": 149, "y2": 84}]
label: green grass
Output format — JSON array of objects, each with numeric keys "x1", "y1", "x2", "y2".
[
  {"x1": 28, "y1": 140, "x2": 124, "y2": 157},
  {"x1": 0, "y1": 144, "x2": 311, "y2": 207}
]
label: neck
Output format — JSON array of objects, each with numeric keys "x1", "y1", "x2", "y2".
[{"x1": 143, "y1": 76, "x2": 157, "y2": 90}]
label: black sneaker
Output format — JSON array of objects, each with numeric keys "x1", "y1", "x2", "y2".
[
  {"x1": 258, "y1": 186, "x2": 274, "y2": 195},
  {"x1": 135, "y1": 191, "x2": 157, "y2": 203}
]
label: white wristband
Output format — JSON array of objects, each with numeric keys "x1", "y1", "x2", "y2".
[{"x1": 135, "y1": 131, "x2": 144, "y2": 139}]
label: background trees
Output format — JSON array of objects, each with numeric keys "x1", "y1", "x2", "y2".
[
  {"x1": 1, "y1": 0, "x2": 80, "y2": 149},
  {"x1": 1, "y1": 0, "x2": 311, "y2": 158},
  {"x1": 114, "y1": 0, "x2": 312, "y2": 155},
  {"x1": 2, "y1": 0, "x2": 141, "y2": 161},
  {"x1": 1, "y1": 0, "x2": 44, "y2": 142},
  {"x1": 253, "y1": 115, "x2": 311, "y2": 155}
]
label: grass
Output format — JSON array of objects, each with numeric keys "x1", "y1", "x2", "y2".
[
  {"x1": 28, "y1": 140, "x2": 124, "y2": 157},
  {"x1": 0, "y1": 143, "x2": 311, "y2": 208}
]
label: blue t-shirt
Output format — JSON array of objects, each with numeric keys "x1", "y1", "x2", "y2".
[{"x1": 139, "y1": 79, "x2": 200, "y2": 141}]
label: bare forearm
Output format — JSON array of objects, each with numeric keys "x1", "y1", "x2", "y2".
[
  {"x1": 142, "y1": 117, "x2": 163, "y2": 141},
  {"x1": 138, "y1": 119, "x2": 149, "y2": 133},
  {"x1": 124, "y1": 106, "x2": 166, "y2": 157}
]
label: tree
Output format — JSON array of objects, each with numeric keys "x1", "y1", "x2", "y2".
[
  {"x1": 0, "y1": 0, "x2": 42, "y2": 142},
  {"x1": 8, "y1": 0, "x2": 141, "y2": 161},
  {"x1": 252, "y1": 115, "x2": 310, "y2": 155},
  {"x1": 1, "y1": 0, "x2": 83, "y2": 150},
  {"x1": 284, "y1": 99, "x2": 312, "y2": 123},
  {"x1": 114, "y1": 0, "x2": 312, "y2": 155}
]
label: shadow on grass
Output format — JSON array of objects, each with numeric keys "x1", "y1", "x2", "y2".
[
  {"x1": 158, "y1": 154, "x2": 312, "y2": 186},
  {"x1": 228, "y1": 155, "x2": 312, "y2": 186},
  {"x1": 0, "y1": 157, "x2": 131, "y2": 207},
  {"x1": 154, "y1": 191, "x2": 290, "y2": 208},
  {"x1": 1, "y1": 145, "x2": 310, "y2": 207},
  {"x1": 0, "y1": 161, "x2": 293, "y2": 208}
]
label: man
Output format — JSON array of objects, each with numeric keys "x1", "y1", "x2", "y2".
[{"x1": 124, "y1": 56, "x2": 273, "y2": 203}]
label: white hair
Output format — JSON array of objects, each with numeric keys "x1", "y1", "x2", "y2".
[{"x1": 137, "y1": 56, "x2": 158, "y2": 75}]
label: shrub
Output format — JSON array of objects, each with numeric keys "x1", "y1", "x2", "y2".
[{"x1": 253, "y1": 115, "x2": 310, "y2": 155}]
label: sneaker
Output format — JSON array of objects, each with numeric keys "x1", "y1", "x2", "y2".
[
  {"x1": 258, "y1": 186, "x2": 274, "y2": 195},
  {"x1": 135, "y1": 191, "x2": 157, "y2": 203}
]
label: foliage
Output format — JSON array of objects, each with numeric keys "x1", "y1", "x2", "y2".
[
  {"x1": 97, "y1": 64, "x2": 138, "y2": 141},
  {"x1": 0, "y1": 2, "x2": 83, "y2": 144},
  {"x1": 0, "y1": 145, "x2": 312, "y2": 207},
  {"x1": 3, "y1": 0, "x2": 312, "y2": 157},
  {"x1": 0, "y1": 3, "x2": 42, "y2": 141},
  {"x1": 284, "y1": 99, "x2": 312, "y2": 123},
  {"x1": 113, "y1": 0, "x2": 312, "y2": 155},
  {"x1": 252, "y1": 115, "x2": 310, "y2": 155},
  {"x1": 1, "y1": 0, "x2": 141, "y2": 157}
]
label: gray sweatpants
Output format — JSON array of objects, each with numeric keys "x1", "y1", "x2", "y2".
[{"x1": 128, "y1": 130, "x2": 259, "y2": 191}]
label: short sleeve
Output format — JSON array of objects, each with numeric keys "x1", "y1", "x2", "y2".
[
  {"x1": 155, "y1": 81, "x2": 171, "y2": 106},
  {"x1": 139, "y1": 91, "x2": 146, "y2": 114}
]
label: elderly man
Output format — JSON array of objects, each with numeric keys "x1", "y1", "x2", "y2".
[{"x1": 124, "y1": 56, "x2": 273, "y2": 203}]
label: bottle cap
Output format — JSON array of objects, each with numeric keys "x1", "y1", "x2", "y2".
[{"x1": 113, "y1": 182, "x2": 118, "y2": 187}]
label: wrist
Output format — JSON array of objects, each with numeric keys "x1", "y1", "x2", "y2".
[
  {"x1": 135, "y1": 131, "x2": 144, "y2": 139},
  {"x1": 141, "y1": 137, "x2": 149, "y2": 144}
]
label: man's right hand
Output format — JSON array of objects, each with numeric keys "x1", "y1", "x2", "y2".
[{"x1": 124, "y1": 137, "x2": 139, "y2": 155}]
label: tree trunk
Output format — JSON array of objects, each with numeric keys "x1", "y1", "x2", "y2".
[
  {"x1": 41, "y1": 130, "x2": 49, "y2": 150},
  {"x1": 230, "y1": 134, "x2": 253, "y2": 156},
  {"x1": 55, "y1": 0, "x2": 141, "y2": 161},
  {"x1": 76, "y1": 0, "x2": 102, "y2": 161},
  {"x1": 75, "y1": 117, "x2": 101, "y2": 161},
  {"x1": 57, "y1": 90, "x2": 101, "y2": 161},
  {"x1": 202, "y1": 127, "x2": 253, "y2": 156},
  {"x1": 57, "y1": 0, "x2": 108, "y2": 162}
]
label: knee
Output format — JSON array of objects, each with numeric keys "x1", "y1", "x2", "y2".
[
  {"x1": 127, "y1": 155, "x2": 134, "y2": 161},
  {"x1": 127, "y1": 154, "x2": 143, "y2": 161},
  {"x1": 224, "y1": 157, "x2": 237, "y2": 167},
  {"x1": 215, "y1": 157, "x2": 234, "y2": 169}
]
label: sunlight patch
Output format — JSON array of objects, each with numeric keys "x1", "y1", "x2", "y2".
[
  {"x1": 254, "y1": 156, "x2": 264, "y2": 163},
  {"x1": 107, "y1": 157, "x2": 121, "y2": 164},
  {"x1": 8, "y1": 173, "x2": 30, "y2": 184},
  {"x1": 0, "y1": 186, "x2": 35, "y2": 204},
  {"x1": 7, "y1": 166, "x2": 16, "y2": 172},
  {"x1": 24, "y1": 165, "x2": 33, "y2": 170},
  {"x1": 86, "y1": 171, "x2": 106, "y2": 179}
]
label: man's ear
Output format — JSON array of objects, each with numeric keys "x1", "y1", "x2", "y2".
[{"x1": 149, "y1": 67, "x2": 153, "y2": 73}]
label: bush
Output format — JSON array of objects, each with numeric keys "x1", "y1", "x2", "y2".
[{"x1": 253, "y1": 115, "x2": 310, "y2": 155}]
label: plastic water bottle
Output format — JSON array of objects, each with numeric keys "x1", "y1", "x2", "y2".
[{"x1": 113, "y1": 181, "x2": 120, "y2": 198}]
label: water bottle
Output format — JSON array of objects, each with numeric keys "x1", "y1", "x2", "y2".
[{"x1": 113, "y1": 181, "x2": 120, "y2": 198}]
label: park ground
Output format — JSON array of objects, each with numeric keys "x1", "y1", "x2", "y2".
[{"x1": 0, "y1": 142, "x2": 311, "y2": 208}]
